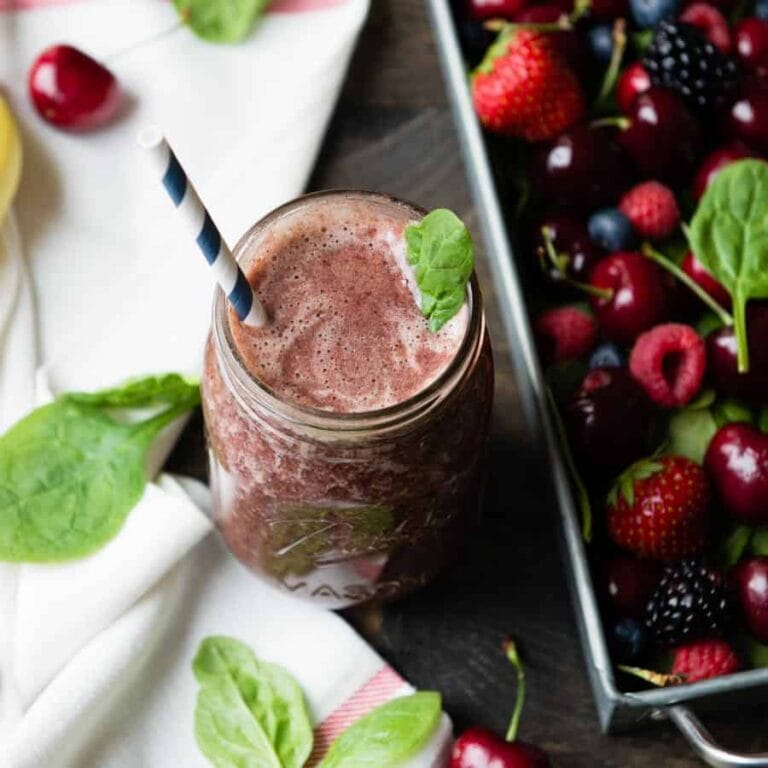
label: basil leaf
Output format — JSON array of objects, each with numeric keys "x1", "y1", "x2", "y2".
[
  {"x1": 193, "y1": 637, "x2": 313, "y2": 768},
  {"x1": 668, "y1": 406, "x2": 718, "y2": 464},
  {"x1": 65, "y1": 373, "x2": 200, "y2": 410},
  {"x1": 712, "y1": 398, "x2": 754, "y2": 428},
  {"x1": 318, "y1": 692, "x2": 442, "y2": 768},
  {"x1": 405, "y1": 209, "x2": 474, "y2": 333},
  {"x1": 0, "y1": 374, "x2": 199, "y2": 562},
  {"x1": 688, "y1": 159, "x2": 768, "y2": 372},
  {"x1": 173, "y1": 0, "x2": 268, "y2": 43}
]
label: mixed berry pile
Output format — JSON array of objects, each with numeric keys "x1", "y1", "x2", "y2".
[{"x1": 453, "y1": 0, "x2": 768, "y2": 688}]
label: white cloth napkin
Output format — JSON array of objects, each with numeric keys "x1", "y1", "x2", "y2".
[{"x1": 0, "y1": 2, "x2": 453, "y2": 765}]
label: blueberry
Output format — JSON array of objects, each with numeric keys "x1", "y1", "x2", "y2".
[
  {"x1": 630, "y1": 0, "x2": 680, "y2": 28},
  {"x1": 756, "y1": 0, "x2": 768, "y2": 20},
  {"x1": 610, "y1": 617, "x2": 648, "y2": 663},
  {"x1": 588, "y1": 24, "x2": 615, "y2": 63},
  {"x1": 589, "y1": 342, "x2": 625, "y2": 369},
  {"x1": 588, "y1": 208, "x2": 637, "y2": 252}
]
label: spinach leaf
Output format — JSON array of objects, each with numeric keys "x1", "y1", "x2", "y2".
[
  {"x1": 193, "y1": 636, "x2": 313, "y2": 768},
  {"x1": 405, "y1": 209, "x2": 474, "y2": 333},
  {"x1": 318, "y1": 692, "x2": 442, "y2": 768},
  {"x1": 173, "y1": 0, "x2": 269, "y2": 43},
  {"x1": 688, "y1": 159, "x2": 768, "y2": 372},
  {"x1": 0, "y1": 374, "x2": 199, "y2": 562},
  {"x1": 65, "y1": 373, "x2": 200, "y2": 410}
]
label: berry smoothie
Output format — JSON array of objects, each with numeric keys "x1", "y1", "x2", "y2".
[{"x1": 202, "y1": 191, "x2": 493, "y2": 608}]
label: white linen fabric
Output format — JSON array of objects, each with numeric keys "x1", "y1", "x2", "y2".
[{"x1": 0, "y1": 2, "x2": 453, "y2": 765}]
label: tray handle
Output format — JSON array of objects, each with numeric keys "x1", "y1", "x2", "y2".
[{"x1": 667, "y1": 705, "x2": 768, "y2": 767}]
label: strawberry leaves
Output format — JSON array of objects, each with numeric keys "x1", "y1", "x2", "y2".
[{"x1": 607, "y1": 458, "x2": 665, "y2": 508}]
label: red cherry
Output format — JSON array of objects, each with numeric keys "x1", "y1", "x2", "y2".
[
  {"x1": 590, "y1": 0, "x2": 629, "y2": 18},
  {"x1": 722, "y1": 82, "x2": 768, "y2": 153},
  {"x1": 681, "y1": 251, "x2": 731, "y2": 307},
  {"x1": 692, "y1": 143, "x2": 760, "y2": 199},
  {"x1": 732, "y1": 557, "x2": 768, "y2": 643},
  {"x1": 618, "y1": 88, "x2": 703, "y2": 184},
  {"x1": 706, "y1": 305, "x2": 768, "y2": 402},
  {"x1": 588, "y1": 252, "x2": 672, "y2": 343},
  {"x1": 705, "y1": 423, "x2": 768, "y2": 525},
  {"x1": 602, "y1": 557, "x2": 662, "y2": 618},
  {"x1": 451, "y1": 728, "x2": 551, "y2": 768},
  {"x1": 468, "y1": 0, "x2": 528, "y2": 19},
  {"x1": 734, "y1": 18, "x2": 768, "y2": 74},
  {"x1": 28, "y1": 44, "x2": 120, "y2": 131},
  {"x1": 617, "y1": 62, "x2": 651, "y2": 114}
]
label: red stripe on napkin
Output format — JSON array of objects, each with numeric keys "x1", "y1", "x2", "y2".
[{"x1": 307, "y1": 666, "x2": 407, "y2": 766}]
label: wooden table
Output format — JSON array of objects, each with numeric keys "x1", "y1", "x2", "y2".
[{"x1": 171, "y1": 2, "x2": 768, "y2": 764}]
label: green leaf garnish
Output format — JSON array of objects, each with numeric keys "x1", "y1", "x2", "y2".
[
  {"x1": 193, "y1": 636, "x2": 313, "y2": 768},
  {"x1": 751, "y1": 527, "x2": 768, "y2": 557},
  {"x1": 405, "y1": 209, "x2": 474, "y2": 333},
  {"x1": 173, "y1": 0, "x2": 269, "y2": 43},
  {"x1": 318, "y1": 692, "x2": 442, "y2": 768},
  {"x1": 688, "y1": 159, "x2": 768, "y2": 373},
  {"x1": 0, "y1": 374, "x2": 200, "y2": 562}
]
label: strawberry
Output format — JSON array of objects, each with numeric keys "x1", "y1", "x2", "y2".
[
  {"x1": 670, "y1": 638, "x2": 741, "y2": 683},
  {"x1": 606, "y1": 455, "x2": 710, "y2": 559},
  {"x1": 472, "y1": 28, "x2": 585, "y2": 141}
]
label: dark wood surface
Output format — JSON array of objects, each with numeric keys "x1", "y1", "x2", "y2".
[{"x1": 170, "y1": 1, "x2": 768, "y2": 764}]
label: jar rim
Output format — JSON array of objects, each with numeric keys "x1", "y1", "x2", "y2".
[{"x1": 212, "y1": 189, "x2": 485, "y2": 433}]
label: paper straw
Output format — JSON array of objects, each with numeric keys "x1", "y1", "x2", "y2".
[{"x1": 138, "y1": 126, "x2": 267, "y2": 327}]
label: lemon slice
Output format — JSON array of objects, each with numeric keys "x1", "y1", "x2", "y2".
[{"x1": 0, "y1": 94, "x2": 22, "y2": 223}]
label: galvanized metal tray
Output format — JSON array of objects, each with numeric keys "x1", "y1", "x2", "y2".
[{"x1": 425, "y1": 0, "x2": 768, "y2": 764}]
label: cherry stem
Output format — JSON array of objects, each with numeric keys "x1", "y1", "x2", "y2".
[
  {"x1": 641, "y1": 243, "x2": 734, "y2": 328},
  {"x1": 503, "y1": 639, "x2": 526, "y2": 743},
  {"x1": 618, "y1": 664, "x2": 685, "y2": 687},
  {"x1": 540, "y1": 227, "x2": 612, "y2": 300},
  {"x1": 594, "y1": 19, "x2": 627, "y2": 109},
  {"x1": 590, "y1": 115, "x2": 631, "y2": 130},
  {"x1": 485, "y1": 0, "x2": 590, "y2": 35}
]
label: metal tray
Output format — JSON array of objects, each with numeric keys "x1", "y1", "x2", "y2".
[{"x1": 425, "y1": 1, "x2": 768, "y2": 764}]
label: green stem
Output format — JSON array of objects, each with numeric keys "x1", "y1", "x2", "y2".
[
  {"x1": 617, "y1": 665, "x2": 683, "y2": 687},
  {"x1": 594, "y1": 19, "x2": 627, "y2": 109},
  {"x1": 540, "y1": 227, "x2": 612, "y2": 300},
  {"x1": 733, "y1": 292, "x2": 750, "y2": 373},
  {"x1": 641, "y1": 243, "x2": 734, "y2": 328},
  {"x1": 590, "y1": 116, "x2": 630, "y2": 130},
  {"x1": 546, "y1": 387, "x2": 592, "y2": 542},
  {"x1": 503, "y1": 640, "x2": 526, "y2": 743}
]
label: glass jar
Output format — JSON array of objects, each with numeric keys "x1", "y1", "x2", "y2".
[{"x1": 201, "y1": 191, "x2": 494, "y2": 609}]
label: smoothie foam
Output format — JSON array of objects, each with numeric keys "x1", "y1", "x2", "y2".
[{"x1": 229, "y1": 196, "x2": 468, "y2": 412}]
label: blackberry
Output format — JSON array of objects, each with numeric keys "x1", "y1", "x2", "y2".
[
  {"x1": 644, "y1": 19, "x2": 738, "y2": 111},
  {"x1": 645, "y1": 560, "x2": 728, "y2": 646}
]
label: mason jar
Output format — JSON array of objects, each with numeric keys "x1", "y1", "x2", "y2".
[{"x1": 201, "y1": 191, "x2": 494, "y2": 609}]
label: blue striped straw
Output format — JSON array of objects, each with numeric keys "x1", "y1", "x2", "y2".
[{"x1": 138, "y1": 126, "x2": 267, "y2": 327}]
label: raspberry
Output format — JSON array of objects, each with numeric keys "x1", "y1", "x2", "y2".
[
  {"x1": 629, "y1": 323, "x2": 705, "y2": 407},
  {"x1": 534, "y1": 306, "x2": 597, "y2": 364},
  {"x1": 671, "y1": 638, "x2": 741, "y2": 683},
  {"x1": 619, "y1": 181, "x2": 680, "y2": 241},
  {"x1": 680, "y1": 3, "x2": 732, "y2": 53}
]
